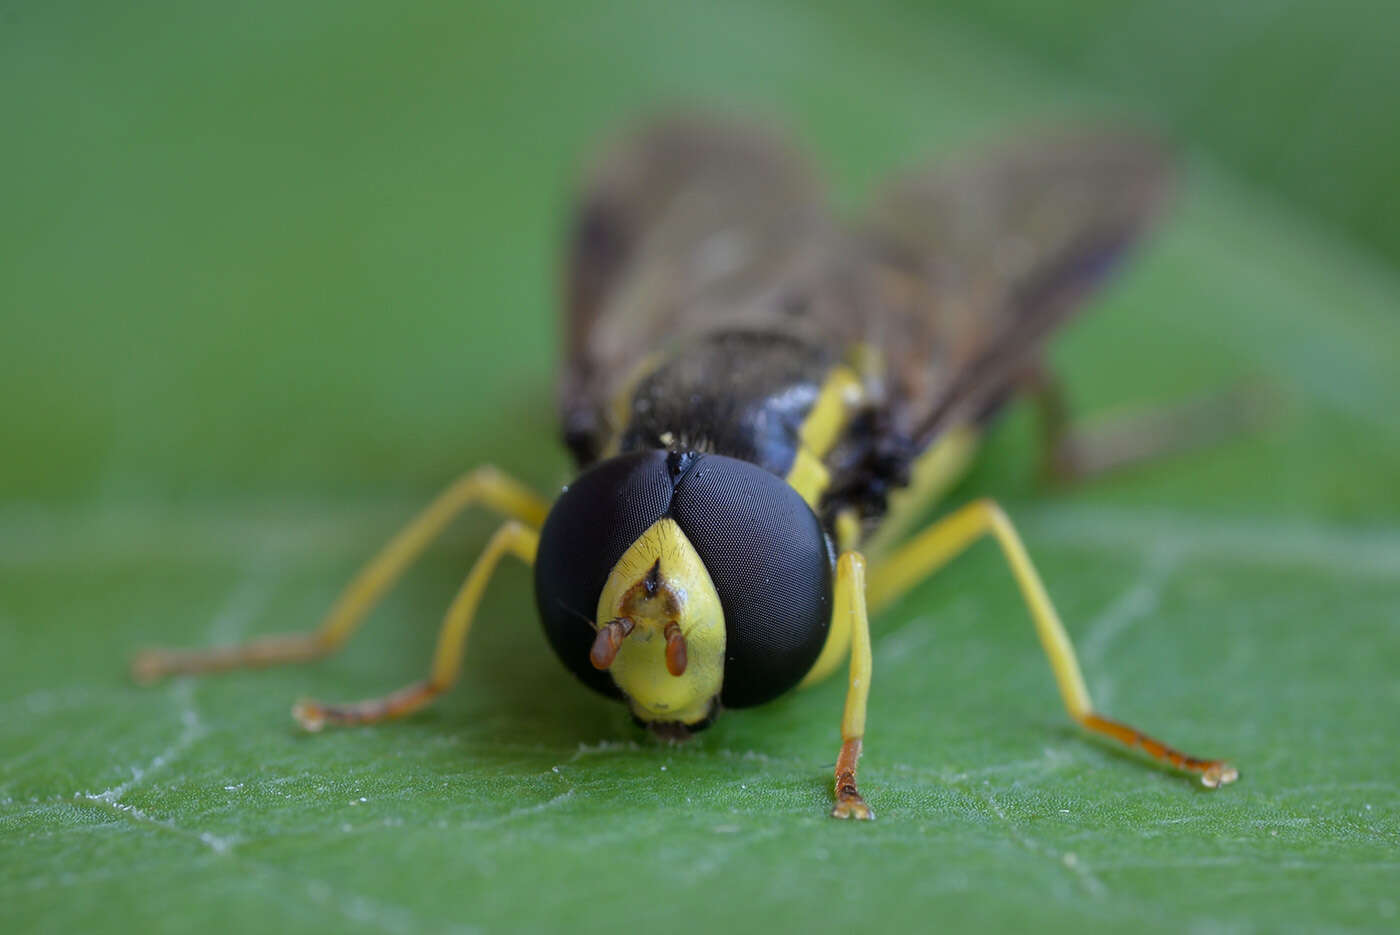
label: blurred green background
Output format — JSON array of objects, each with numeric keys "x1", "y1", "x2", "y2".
[{"x1": 3, "y1": 2, "x2": 1398, "y2": 933}]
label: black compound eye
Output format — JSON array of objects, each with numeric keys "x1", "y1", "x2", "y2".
[
  {"x1": 668, "y1": 454, "x2": 833, "y2": 708},
  {"x1": 533, "y1": 451, "x2": 673, "y2": 699},
  {"x1": 534, "y1": 450, "x2": 834, "y2": 708}
]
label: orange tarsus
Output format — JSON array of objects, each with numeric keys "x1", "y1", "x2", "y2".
[
  {"x1": 1078, "y1": 712, "x2": 1239, "y2": 787},
  {"x1": 130, "y1": 633, "x2": 331, "y2": 684},
  {"x1": 293, "y1": 679, "x2": 442, "y2": 731},
  {"x1": 832, "y1": 737, "x2": 873, "y2": 819}
]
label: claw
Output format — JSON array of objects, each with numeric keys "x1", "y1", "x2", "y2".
[
  {"x1": 830, "y1": 737, "x2": 873, "y2": 819},
  {"x1": 1201, "y1": 762, "x2": 1239, "y2": 788},
  {"x1": 292, "y1": 699, "x2": 327, "y2": 732},
  {"x1": 130, "y1": 651, "x2": 167, "y2": 685},
  {"x1": 831, "y1": 793, "x2": 875, "y2": 820}
]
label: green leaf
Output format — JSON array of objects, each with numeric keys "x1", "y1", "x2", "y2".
[{"x1": 3, "y1": 2, "x2": 1397, "y2": 933}]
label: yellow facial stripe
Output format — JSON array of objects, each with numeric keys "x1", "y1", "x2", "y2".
[
  {"x1": 595, "y1": 518, "x2": 726, "y2": 725},
  {"x1": 786, "y1": 364, "x2": 863, "y2": 507}
]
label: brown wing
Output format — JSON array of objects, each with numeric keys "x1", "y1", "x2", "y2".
[
  {"x1": 559, "y1": 114, "x2": 864, "y2": 464},
  {"x1": 560, "y1": 117, "x2": 1171, "y2": 480},
  {"x1": 859, "y1": 130, "x2": 1172, "y2": 448}
]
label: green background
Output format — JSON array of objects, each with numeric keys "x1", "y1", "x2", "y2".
[{"x1": 3, "y1": 2, "x2": 1398, "y2": 933}]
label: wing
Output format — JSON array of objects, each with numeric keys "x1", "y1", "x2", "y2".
[
  {"x1": 859, "y1": 130, "x2": 1173, "y2": 449},
  {"x1": 559, "y1": 114, "x2": 860, "y2": 465},
  {"x1": 559, "y1": 117, "x2": 1171, "y2": 495}
]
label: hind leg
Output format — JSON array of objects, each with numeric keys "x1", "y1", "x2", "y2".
[
  {"x1": 131, "y1": 466, "x2": 548, "y2": 681},
  {"x1": 1030, "y1": 366, "x2": 1267, "y2": 485}
]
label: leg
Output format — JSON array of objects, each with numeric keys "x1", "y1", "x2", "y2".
[
  {"x1": 830, "y1": 552, "x2": 875, "y2": 819},
  {"x1": 868, "y1": 499, "x2": 1238, "y2": 788},
  {"x1": 131, "y1": 466, "x2": 549, "y2": 682},
  {"x1": 295, "y1": 520, "x2": 539, "y2": 729},
  {"x1": 1030, "y1": 367, "x2": 1269, "y2": 485},
  {"x1": 797, "y1": 508, "x2": 861, "y2": 690}
]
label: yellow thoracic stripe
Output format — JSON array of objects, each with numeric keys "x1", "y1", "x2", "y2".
[
  {"x1": 784, "y1": 448, "x2": 831, "y2": 509},
  {"x1": 786, "y1": 364, "x2": 863, "y2": 507},
  {"x1": 800, "y1": 364, "x2": 863, "y2": 456},
  {"x1": 600, "y1": 351, "x2": 666, "y2": 458},
  {"x1": 595, "y1": 517, "x2": 727, "y2": 726}
]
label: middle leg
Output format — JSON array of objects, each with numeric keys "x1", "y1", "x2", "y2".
[
  {"x1": 868, "y1": 499, "x2": 1237, "y2": 787},
  {"x1": 830, "y1": 552, "x2": 875, "y2": 820}
]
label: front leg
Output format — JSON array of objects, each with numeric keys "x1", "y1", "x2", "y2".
[{"x1": 830, "y1": 552, "x2": 875, "y2": 820}]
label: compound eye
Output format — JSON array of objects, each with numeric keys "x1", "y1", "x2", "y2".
[
  {"x1": 533, "y1": 452, "x2": 674, "y2": 698},
  {"x1": 668, "y1": 454, "x2": 833, "y2": 707}
]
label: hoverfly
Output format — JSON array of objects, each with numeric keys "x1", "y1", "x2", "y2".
[{"x1": 133, "y1": 114, "x2": 1239, "y2": 819}]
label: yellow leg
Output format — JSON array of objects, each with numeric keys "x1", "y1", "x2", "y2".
[
  {"x1": 131, "y1": 466, "x2": 549, "y2": 682},
  {"x1": 868, "y1": 499, "x2": 1238, "y2": 788},
  {"x1": 799, "y1": 615, "x2": 851, "y2": 690},
  {"x1": 830, "y1": 552, "x2": 874, "y2": 820},
  {"x1": 798, "y1": 509, "x2": 863, "y2": 690},
  {"x1": 295, "y1": 520, "x2": 539, "y2": 729}
]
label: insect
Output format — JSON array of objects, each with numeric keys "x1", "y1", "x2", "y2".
[{"x1": 133, "y1": 114, "x2": 1239, "y2": 819}]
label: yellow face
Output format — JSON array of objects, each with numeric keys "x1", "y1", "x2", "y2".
[{"x1": 593, "y1": 518, "x2": 726, "y2": 726}]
